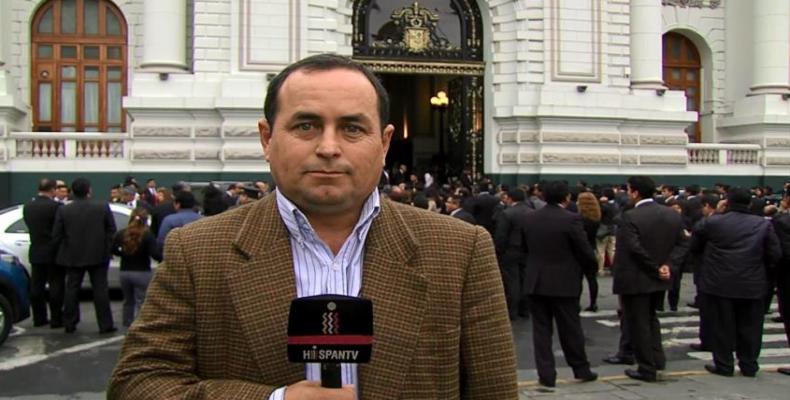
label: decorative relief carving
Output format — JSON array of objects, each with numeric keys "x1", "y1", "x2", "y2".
[
  {"x1": 519, "y1": 152, "x2": 539, "y2": 164},
  {"x1": 543, "y1": 153, "x2": 620, "y2": 164},
  {"x1": 662, "y1": 0, "x2": 721, "y2": 9},
  {"x1": 194, "y1": 149, "x2": 220, "y2": 160},
  {"x1": 133, "y1": 149, "x2": 191, "y2": 160},
  {"x1": 0, "y1": 126, "x2": 5, "y2": 137},
  {"x1": 766, "y1": 157, "x2": 790, "y2": 166},
  {"x1": 621, "y1": 155, "x2": 638, "y2": 165},
  {"x1": 542, "y1": 132, "x2": 620, "y2": 144},
  {"x1": 622, "y1": 135, "x2": 639, "y2": 145},
  {"x1": 224, "y1": 126, "x2": 259, "y2": 138},
  {"x1": 195, "y1": 127, "x2": 220, "y2": 137},
  {"x1": 639, "y1": 155, "x2": 687, "y2": 165},
  {"x1": 0, "y1": 147, "x2": 5, "y2": 160},
  {"x1": 359, "y1": 60, "x2": 484, "y2": 76},
  {"x1": 498, "y1": 130, "x2": 517, "y2": 143},
  {"x1": 499, "y1": 153, "x2": 518, "y2": 164},
  {"x1": 519, "y1": 132, "x2": 539, "y2": 142},
  {"x1": 639, "y1": 135, "x2": 688, "y2": 146},
  {"x1": 133, "y1": 126, "x2": 191, "y2": 137},
  {"x1": 766, "y1": 138, "x2": 790, "y2": 148},
  {"x1": 224, "y1": 147, "x2": 264, "y2": 160}
]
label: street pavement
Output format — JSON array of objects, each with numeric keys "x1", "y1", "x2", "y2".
[{"x1": 0, "y1": 274, "x2": 788, "y2": 399}]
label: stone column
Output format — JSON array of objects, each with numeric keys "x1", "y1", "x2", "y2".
[
  {"x1": 749, "y1": 0, "x2": 790, "y2": 95},
  {"x1": 140, "y1": 0, "x2": 187, "y2": 72},
  {"x1": 629, "y1": 0, "x2": 664, "y2": 89}
]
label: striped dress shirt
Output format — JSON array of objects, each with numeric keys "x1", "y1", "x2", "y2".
[{"x1": 269, "y1": 188, "x2": 381, "y2": 399}]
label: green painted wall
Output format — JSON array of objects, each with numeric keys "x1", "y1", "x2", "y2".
[
  {"x1": 491, "y1": 174, "x2": 787, "y2": 190},
  {"x1": 0, "y1": 172, "x2": 273, "y2": 208}
]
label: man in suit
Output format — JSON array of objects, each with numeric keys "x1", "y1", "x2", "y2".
[
  {"x1": 773, "y1": 191, "x2": 790, "y2": 376},
  {"x1": 51, "y1": 177, "x2": 117, "y2": 334},
  {"x1": 140, "y1": 178, "x2": 158, "y2": 207},
  {"x1": 613, "y1": 175, "x2": 686, "y2": 382},
  {"x1": 521, "y1": 181, "x2": 598, "y2": 387},
  {"x1": 493, "y1": 189, "x2": 533, "y2": 320},
  {"x1": 109, "y1": 54, "x2": 517, "y2": 400},
  {"x1": 22, "y1": 178, "x2": 64, "y2": 328},
  {"x1": 445, "y1": 194, "x2": 475, "y2": 224},
  {"x1": 691, "y1": 187, "x2": 781, "y2": 377}
]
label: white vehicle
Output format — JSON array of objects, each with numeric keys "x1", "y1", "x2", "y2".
[{"x1": 0, "y1": 203, "x2": 140, "y2": 289}]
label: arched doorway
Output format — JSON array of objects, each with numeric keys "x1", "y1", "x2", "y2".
[
  {"x1": 352, "y1": 0, "x2": 484, "y2": 183},
  {"x1": 663, "y1": 32, "x2": 701, "y2": 143},
  {"x1": 31, "y1": 0, "x2": 128, "y2": 133}
]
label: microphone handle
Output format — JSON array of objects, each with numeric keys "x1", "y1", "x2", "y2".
[{"x1": 321, "y1": 362, "x2": 342, "y2": 388}]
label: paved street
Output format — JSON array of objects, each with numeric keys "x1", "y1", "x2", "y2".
[{"x1": 1, "y1": 275, "x2": 789, "y2": 399}]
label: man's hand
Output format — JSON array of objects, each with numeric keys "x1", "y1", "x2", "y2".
[
  {"x1": 284, "y1": 380, "x2": 355, "y2": 400},
  {"x1": 658, "y1": 264, "x2": 671, "y2": 281}
]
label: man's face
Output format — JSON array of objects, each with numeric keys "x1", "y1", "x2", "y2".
[
  {"x1": 147, "y1": 180, "x2": 156, "y2": 189},
  {"x1": 259, "y1": 68, "x2": 393, "y2": 217},
  {"x1": 445, "y1": 199, "x2": 459, "y2": 212},
  {"x1": 110, "y1": 188, "x2": 120, "y2": 199},
  {"x1": 56, "y1": 187, "x2": 68, "y2": 199}
]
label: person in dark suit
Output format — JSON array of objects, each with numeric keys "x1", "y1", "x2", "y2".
[
  {"x1": 150, "y1": 182, "x2": 189, "y2": 237},
  {"x1": 613, "y1": 175, "x2": 686, "y2": 382},
  {"x1": 683, "y1": 184, "x2": 704, "y2": 227},
  {"x1": 51, "y1": 177, "x2": 117, "y2": 334},
  {"x1": 493, "y1": 189, "x2": 533, "y2": 320},
  {"x1": 522, "y1": 181, "x2": 598, "y2": 387},
  {"x1": 772, "y1": 194, "x2": 790, "y2": 376},
  {"x1": 445, "y1": 194, "x2": 476, "y2": 224},
  {"x1": 22, "y1": 178, "x2": 64, "y2": 328},
  {"x1": 140, "y1": 178, "x2": 158, "y2": 207},
  {"x1": 470, "y1": 182, "x2": 501, "y2": 235},
  {"x1": 691, "y1": 187, "x2": 781, "y2": 377}
]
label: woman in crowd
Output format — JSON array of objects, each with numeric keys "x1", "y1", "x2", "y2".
[
  {"x1": 577, "y1": 191, "x2": 602, "y2": 312},
  {"x1": 112, "y1": 207, "x2": 162, "y2": 327}
]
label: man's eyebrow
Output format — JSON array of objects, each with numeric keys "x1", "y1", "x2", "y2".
[
  {"x1": 289, "y1": 111, "x2": 321, "y2": 121},
  {"x1": 339, "y1": 114, "x2": 372, "y2": 124}
]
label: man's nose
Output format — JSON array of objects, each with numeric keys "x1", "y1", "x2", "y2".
[{"x1": 315, "y1": 126, "x2": 342, "y2": 157}]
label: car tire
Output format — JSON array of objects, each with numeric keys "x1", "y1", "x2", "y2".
[{"x1": 0, "y1": 293, "x2": 12, "y2": 346}]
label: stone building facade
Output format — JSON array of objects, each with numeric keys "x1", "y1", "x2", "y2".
[{"x1": 0, "y1": 0, "x2": 788, "y2": 205}]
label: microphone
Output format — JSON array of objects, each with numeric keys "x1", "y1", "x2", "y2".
[{"x1": 287, "y1": 295, "x2": 374, "y2": 388}]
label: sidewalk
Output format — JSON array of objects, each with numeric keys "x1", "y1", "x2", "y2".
[{"x1": 518, "y1": 366, "x2": 790, "y2": 399}]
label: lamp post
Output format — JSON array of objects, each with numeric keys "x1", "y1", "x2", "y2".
[{"x1": 430, "y1": 90, "x2": 449, "y2": 177}]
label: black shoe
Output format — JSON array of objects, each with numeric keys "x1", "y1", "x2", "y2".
[
  {"x1": 584, "y1": 304, "x2": 598, "y2": 312},
  {"x1": 625, "y1": 369, "x2": 657, "y2": 382},
  {"x1": 669, "y1": 306, "x2": 678, "y2": 312},
  {"x1": 704, "y1": 364, "x2": 733, "y2": 377},
  {"x1": 687, "y1": 301, "x2": 699, "y2": 309},
  {"x1": 689, "y1": 343, "x2": 710, "y2": 352},
  {"x1": 99, "y1": 327, "x2": 118, "y2": 334},
  {"x1": 778, "y1": 367, "x2": 790, "y2": 376},
  {"x1": 741, "y1": 370, "x2": 757, "y2": 378},
  {"x1": 576, "y1": 371, "x2": 598, "y2": 382},
  {"x1": 64, "y1": 326, "x2": 76, "y2": 334},
  {"x1": 538, "y1": 378, "x2": 555, "y2": 388},
  {"x1": 33, "y1": 320, "x2": 50, "y2": 327},
  {"x1": 49, "y1": 322, "x2": 63, "y2": 329},
  {"x1": 603, "y1": 355, "x2": 635, "y2": 365}
]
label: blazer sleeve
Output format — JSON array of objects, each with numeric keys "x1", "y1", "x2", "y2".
[
  {"x1": 108, "y1": 228, "x2": 278, "y2": 399},
  {"x1": 619, "y1": 211, "x2": 661, "y2": 276},
  {"x1": 459, "y1": 226, "x2": 518, "y2": 399}
]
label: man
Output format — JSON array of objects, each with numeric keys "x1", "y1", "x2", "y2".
[
  {"x1": 613, "y1": 176, "x2": 685, "y2": 382},
  {"x1": 690, "y1": 187, "x2": 781, "y2": 377},
  {"x1": 54, "y1": 180, "x2": 70, "y2": 204},
  {"x1": 772, "y1": 191, "x2": 790, "y2": 376},
  {"x1": 109, "y1": 54, "x2": 517, "y2": 400},
  {"x1": 687, "y1": 193, "x2": 722, "y2": 351},
  {"x1": 150, "y1": 181, "x2": 189, "y2": 237},
  {"x1": 445, "y1": 194, "x2": 475, "y2": 224},
  {"x1": 140, "y1": 178, "x2": 158, "y2": 206},
  {"x1": 22, "y1": 178, "x2": 64, "y2": 328},
  {"x1": 156, "y1": 191, "x2": 201, "y2": 253},
  {"x1": 683, "y1": 184, "x2": 704, "y2": 227},
  {"x1": 222, "y1": 182, "x2": 244, "y2": 208},
  {"x1": 521, "y1": 181, "x2": 598, "y2": 387},
  {"x1": 493, "y1": 189, "x2": 533, "y2": 320},
  {"x1": 51, "y1": 178, "x2": 117, "y2": 334}
]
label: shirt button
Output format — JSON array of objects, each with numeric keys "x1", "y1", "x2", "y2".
[{"x1": 332, "y1": 261, "x2": 341, "y2": 270}]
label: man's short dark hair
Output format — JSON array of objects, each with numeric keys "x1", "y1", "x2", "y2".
[
  {"x1": 507, "y1": 189, "x2": 526, "y2": 202},
  {"x1": 263, "y1": 53, "x2": 390, "y2": 129},
  {"x1": 627, "y1": 176, "x2": 656, "y2": 200},
  {"x1": 172, "y1": 181, "x2": 190, "y2": 194},
  {"x1": 174, "y1": 191, "x2": 196, "y2": 210},
  {"x1": 543, "y1": 181, "x2": 569, "y2": 205},
  {"x1": 700, "y1": 194, "x2": 720, "y2": 209},
  {"x1": 71, "y1": 177, "x2": 91, "y2": 198},
  {"x1": 685, "y1": 184, "x2": 700, "y2": 196},
  {"x1": 727, "y1": 187, "x2": 752, "y2": 206},
  {"x1": 663, "y1": 185, "x2": 678, "y2": 195},
  {"x1": 38, "y1": 178, "x2": 56, "y2": 192}
]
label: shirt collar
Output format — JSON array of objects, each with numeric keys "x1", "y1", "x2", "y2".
[
  {"x1": 636, "y1": 198, "x2": 654, "y2": 208},
  {"x1": 275, "y1": 188, "x2": 381, "y2": 244}
]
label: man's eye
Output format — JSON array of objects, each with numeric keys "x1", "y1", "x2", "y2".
[
  {"x1": 345, "y1": 125, "x2": 363, "y2": 135},
  {"x1": 297, "y1": 123, "x2": 314, "y2": 131}
]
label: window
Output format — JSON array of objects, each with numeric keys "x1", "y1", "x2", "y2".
[
  {"x1": 663, "y1": 32, "x2": 701, "y2": 143},
  {"x1": 31, "y1": 0, "x2": 127, "y2": 133}
]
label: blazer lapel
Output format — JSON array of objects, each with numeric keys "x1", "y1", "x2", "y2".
[
  {"x1": 359, "y1": 201, "x2": 427, "y2": 399},
  {"x1": 227, "y1": 196, "x2": 302, "y2": 384}
]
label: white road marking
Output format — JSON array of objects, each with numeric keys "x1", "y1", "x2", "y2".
[
  {"x1": 8, "y1": 326, "x2": 26, "y2": 337},
  {"x1": 661, "y1": 323, "x2": 785, "y2": 335},
  {"x1": 665, "y1": 334, "x2": 788, "y2": 348},
  {"x1": 0, "y1": 336, "x2": 124, "y2": 371},
  {"x1": 688, "y1": 348, "x2": 790, "y2": 361}
]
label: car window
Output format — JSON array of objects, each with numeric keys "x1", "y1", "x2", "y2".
[
  {"x1": 5, "y1": 218, "x2": 29, "y2": 234},
  {"x1": 113, "y1": 211, "x2": 129, "y2": 230}
]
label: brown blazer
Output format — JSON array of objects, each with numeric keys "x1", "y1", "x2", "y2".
[{"x1": 108, "y1": 195, "x2": 517, "y2": 399}]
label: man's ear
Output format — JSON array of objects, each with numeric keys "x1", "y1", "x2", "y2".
[{"x1": 258, "y1": 118, "x2": 272, "y2": 162}]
